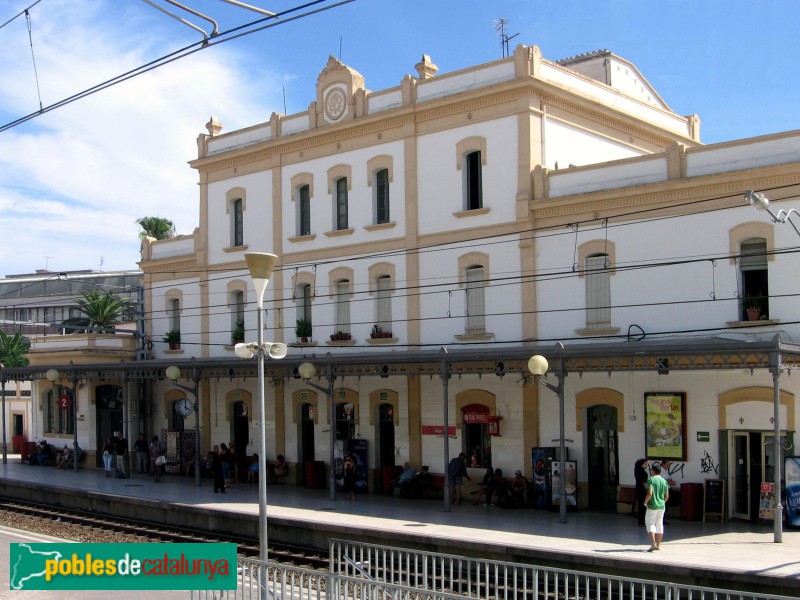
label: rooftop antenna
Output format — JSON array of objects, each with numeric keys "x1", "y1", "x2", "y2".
[
  {"x1": 99, "y1": 256, "x2": 104, "y2": 270},
  {"x1": 43, "y1": 256, "x2": 52, "y2": 271},
  {"x1": 339, "y1": 35, "x2": 343, "y2": 61},
  {"x1": 495, "y1": 18, "x2": 519, "y2": 58},
  {"x1": 282, "y1": 86, "x2": 287, "y2": 115}
]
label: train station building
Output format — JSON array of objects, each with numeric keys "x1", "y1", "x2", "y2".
[{"x1": 7, "y1": 43, "x2": 800, "y2": 523}]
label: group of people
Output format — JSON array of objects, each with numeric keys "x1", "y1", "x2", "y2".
[
  {"x1": 101, "y1": 431, "x2": 133, "y2": 479},
  {"x1": 30, "y1": 440, "x2": 81, "y2": 469},
  {"x1": 394, "y1": 463, "x2": 432, "y2": 499},
  {"x1": 634, "y1": 458, "x2": 672, "y2": 552},
  {"x1": 447, "y1": 453, "x2": 529, "y2": 508},
  {"x1": 206, "y1": 443, "x2": 239, "y2": 493},
  {"x1": 474, "y1": 467, "x2": 529, "y2": 508}
]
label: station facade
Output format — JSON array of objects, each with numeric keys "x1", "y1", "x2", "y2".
[{"x1": 15, "y1": 44, "x2": 800, "y2": 521}]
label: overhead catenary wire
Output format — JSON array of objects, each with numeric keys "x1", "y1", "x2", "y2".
[{"x1": 0, "y1": 0, "x2": 355, "y2": 133}]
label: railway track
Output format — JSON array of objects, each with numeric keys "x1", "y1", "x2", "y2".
[{"x1": 0, "y1": 496, "x2": 329, "y2": 570}]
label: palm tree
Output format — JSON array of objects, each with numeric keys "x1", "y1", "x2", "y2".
[
  {"x1": 0, "y1": 331, "x2": 30, "y2": 367},
  {"x1": 61, "y1": 290, "x2": 135, "y2": 334},
  {"x1": 136, "y1": 216, "x2": 176, "y2": 241}
]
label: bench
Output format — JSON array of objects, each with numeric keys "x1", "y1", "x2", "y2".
[
  {"x1": 422, "y1": 474, "x2": 445, "y2": 499},
  {"x1": 617, "y1": 485, "x2": 638, "y2": 515}
]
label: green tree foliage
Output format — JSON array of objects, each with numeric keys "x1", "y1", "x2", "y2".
[
  {"x1": 136, "y1": 216, "x2": 176, "y2": 241},
  {"x1": 0, "y1": 331, "x2": 31, "y2": 367},
  {"x1": 61, "y1": 290, "x2": 135, "y2": 334}
]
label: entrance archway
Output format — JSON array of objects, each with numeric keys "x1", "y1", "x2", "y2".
[{"x1": 587, "y1": 404, "x2": 619, "y2": 511}]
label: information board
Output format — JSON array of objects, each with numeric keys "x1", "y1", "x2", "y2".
[{"x1": 703, "y1": 478, "x2": 725, "y2": 522}]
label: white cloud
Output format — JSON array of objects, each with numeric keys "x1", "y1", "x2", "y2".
[{"x1": 0, "y1": 0, "x2": 281, "y2": 276}]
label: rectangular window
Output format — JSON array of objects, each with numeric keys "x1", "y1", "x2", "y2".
[
  {"x1": 465, "y1": 266, "x2": 485, "y2": 335},
  {"x1": 376, "y1": 275, "x2": 392, "y2": 333},
  {"x1": 299, "y1": 185, "x2": 311, "y2": 236},
  {"x1": 232, "y1": 198, "x2": 244, "y2": 247},
  {"x1": 336, "y1": 178, "x2": 348, "y2": 230},
  {"x1": 334, "y1": 280, "x2": 350, "y2": 334},
  {"x1": 169, "y1": 298, "x2": 180, "y2": 332},
  {"x1": 232, "y1": 291, "x2": 245, "y2": 332},
  {"x1": 376, "y1": 169, "x2": 390, "y2": 224},
  {"x1": 585, "y1": 254, "x2": 611, "y2": 329},
  {"x1": 465, "y1": 151, "x2": 483, "y2": 210}
]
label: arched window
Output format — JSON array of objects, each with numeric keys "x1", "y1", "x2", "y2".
[
  {"x1": 585, "y1": 253, "x2": 611, "y2": 329},
  {"x1": 231, "y1": 198, "x2": 243, "y2": 247},
  {"x1": 464, "y1": 151, "x2": 483, "y2": 210},
  {"x1": 334, "y1": 279, "x2": 351, "y2": 334},
  {"x1": 465, "y1": 266, "x2": 485, "y2": 335},
  {"x1": 375, "y1": 168, "x2": 390, "y2": 224},
  {"x1": 335, "y1": 178, "x2": 348, "y2": 230},
  {"x1": 298, "y1": 184, "x2": 311, "y2": 236},
  {"x1": 739, "y1": 237, "x2": 769, "y2": 319}
]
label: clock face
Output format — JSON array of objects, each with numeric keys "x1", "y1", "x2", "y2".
[
  {"x1": 324, "y1": 88, "x2": 346, "y2": 121},
  {"x1": 175, "y1": 398, "x2": 194, "y2": 417}
]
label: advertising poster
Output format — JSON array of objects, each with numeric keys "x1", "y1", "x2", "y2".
[
  {"x1": 550, "y1": 460, "x2": 577, "y2": 510},
  {"x1": 644, "y1": 392, "x2": 687, "y2": 460},
  {"x1": 758, "y1": 482, "x2": 776, "y2": 521},
  {"x1": 531, "y1": 447, "x2": 555, "y2": 509},
  {"x1": 785, "y1": 457, "x2": 800, "y2": 528},
  {"x1": 335, "y1": 439, "x2": 369, "y2": 493}
]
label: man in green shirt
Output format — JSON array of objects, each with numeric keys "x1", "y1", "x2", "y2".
[{"x1": 643, "y1": 462, "x2": 670, "y2": 551}]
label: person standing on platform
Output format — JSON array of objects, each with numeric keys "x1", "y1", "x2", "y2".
[
  {"x1": 134, "y1": 434, "x2": 148, "y2": 474},
  {"x1": 115, "y1": 431, "x2": 128, "y2": 479},
  {"x1": 102, "y1": 436, "x2": 114, "y2": 478},
  {"x1": 448, "y1": 452, "x2": 471, "y2": 505},
  {"x1": 634, "y1": 458, "x2": 649, "y2": 526},
  {"x1": 211, "y1": 450, "x2": 226, "y2": 493},
  {"x1": 643, "y1": 462, "x2": 669, "y2": 552},
  {"x1": 149, "y1": 436, "x2": 160, "y2": 475},
  {"x1": 343, "y1": 454, "x2": 357, "y2": 501}
]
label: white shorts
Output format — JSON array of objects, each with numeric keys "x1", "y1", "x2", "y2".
[{"x1": 645, "y1": 508, "x2": 665, "y2": 534}]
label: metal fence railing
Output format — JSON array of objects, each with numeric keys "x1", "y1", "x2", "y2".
[
  {"x1": 329, "y1": 538, "x2": 797, "y2": 600},
  {"x1": 190, "y1": 540, "x2": 796, "y2": 600}
]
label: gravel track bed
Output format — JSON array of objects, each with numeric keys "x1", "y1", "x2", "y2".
[{"x1": 0, "y1": 509, "x2": 152, "y2": 543}]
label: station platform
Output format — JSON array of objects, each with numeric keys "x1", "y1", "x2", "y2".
[{"x1": 1, "y1": 456, "x2": 798, "y2": 596}]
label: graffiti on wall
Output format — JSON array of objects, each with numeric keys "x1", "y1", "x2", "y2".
[{"x1": 700, "y1": 450, "x2": 719, "y2": 475}]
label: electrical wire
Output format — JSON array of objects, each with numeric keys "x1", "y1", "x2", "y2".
[{"x1": 0, "y1": 0, "x2": 355, "y2": 133}]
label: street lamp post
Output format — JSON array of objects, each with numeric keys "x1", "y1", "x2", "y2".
[
  {"x1": 528, "y1": 345, "x2": 568, "y2": 524},
  {"x1": 1, "y1": 362, "x2": 7, "y2": 464},
  {"x1": 232, "y1": 252, "x2": 286, "y2": 565},
  {"x1": 297, "y1": 361, "x2": 336, "y2": 501},
  {"x1": 45, "y1": 366, "x2": 80, "y2": 473},
  {"x1": 165, "y1": 363, "x2": 201, "y2": 487},
  {"x1": 745, "y1": 190, "x2": 793, "y2": 544},
  {"x1": 440, "y1": 348, "x2": 451, "y2": 512}
]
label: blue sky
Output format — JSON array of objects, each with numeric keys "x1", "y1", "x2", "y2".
[{"x1": 0, "y1": 0, "x2": 797, "y2": 276}]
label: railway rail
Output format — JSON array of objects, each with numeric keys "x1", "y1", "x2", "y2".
[{"x1": 0, "y1": 495, "x2": 328, "y2": 570}]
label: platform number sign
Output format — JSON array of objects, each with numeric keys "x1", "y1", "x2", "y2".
[{"x1": 57, "y1": 394, "x2": 72, "y2": 410}]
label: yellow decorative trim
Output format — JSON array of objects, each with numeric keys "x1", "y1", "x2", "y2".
[
  {"x1": 223, "y1": 245, "x2": 249, "y2": 253},
  {"x1": 324, "y1": 228, "x2": 354, "y2": 238},
  {"x1": 454, "y1": 333, "x2": 494, "y2": 341},
  {"x1": 291, "y1": 389, "x2": 318, "y2": 425},
  {"x1": 290, "y1": 173, "x2": 314, "y2": 199},
  {"x1": 368, "y1": 389, "x2": 399, "y2": 426},
  {"x1": 728, "y1": 222, "x2": 775, "y2": 265},
  {"x1": 364, "y1": 222, "x2": 396, "y2": 232},
  {"x1": 575, "y1": 388, "x2": 625, "y2": 433},
  {"x1": 287, "y1": 234, "x2": 317, "y2": 243},
  {"x1": 366, "y1": 337, "x2": 397, "y2": 345},
  {"x1": 576, "y1": 327, "x2": 620, "y2": 336},
  {"x1": 453, "y1": 207, "x2": 491, "y2": 218},
  {"x1": 457, "y1": 252, "x2": 489, "y2": 286},
  {"x1": 718, "y1": 386, "x2": 795, "y2": 428},
  {"x1": 576, "y1": 240, "x2": 616, "y2": 277}
]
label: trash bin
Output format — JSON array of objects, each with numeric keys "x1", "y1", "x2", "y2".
[
  {"x1": 305, "y1": 460, "x2": 326, "y2": 489},
  {"x1": 382, "y1": 465, "x2": 400, "y2": 496},
  {"x1": 12, "y1": 434, "x2": 26, "y2": 453},
  {"x1": 681, "y1": 483, "x2": 703, "y2": 521}
]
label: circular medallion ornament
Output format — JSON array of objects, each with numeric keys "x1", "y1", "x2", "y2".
[{"x1": 324, "y1": 88, "x2": 346, "y2": 121}]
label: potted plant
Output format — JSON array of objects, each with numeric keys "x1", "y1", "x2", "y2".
[
  {"x1": 330, "y1": 331, "x2": 351, "y2": 341},
  {"x1": 295, "y1": 319, "x2": 312, "y2": 343},
  {"x1": 232, "y1": 323, "x2": 245, "y2": 344},
  {"x1": 163, "y1": 330, "x2": 181, "y2": 350},
  {"x1": 744, "y1": 294, "x2": 764, "y2": 321},
  {"x1": 371, "y1": 324, "x2": 392, "y2": 339}
]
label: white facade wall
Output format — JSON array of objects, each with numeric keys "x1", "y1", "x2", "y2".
[
  {"x1": 150, "y1": 276, "x2": 202, "y2": 359},
  {"x1": 544, "y1": 120, "x2": 643, "y2": 171},
  {"x1": 417, "y1": 117, "x2": 519, "y2": 236}
]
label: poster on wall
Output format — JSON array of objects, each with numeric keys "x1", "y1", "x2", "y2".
[
  {"x1": 785, "y1": 457, "x2": 800, "y2": 528},
  {"x1": 758, "y1": 482, "x2": 776, "y2": 521},
  {"x1": 550, "y1": 460, "x2": 578, "y2": 511},
  {"x1": 644, "y1": 392, "x2": 687, "y2": 460}
]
